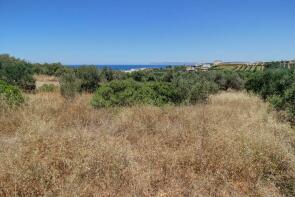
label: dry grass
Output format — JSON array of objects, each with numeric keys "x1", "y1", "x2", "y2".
[
  {"x1": 34, "y1": 74, "x2": 60, "y2": 89},
  {"x1": 0, "y1": 91, "x2": 294, "y2": 196},
  {"x1": 34, "y1": 75, "x2": 59, "y2": 82}
]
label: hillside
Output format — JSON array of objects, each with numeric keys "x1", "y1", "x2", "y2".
[
  {"x1": 1, "y1": 91, "x2": 294, "y2": 196},
  {"x1": 212, "y1": 61, "x2": 295, "y2": 72}
]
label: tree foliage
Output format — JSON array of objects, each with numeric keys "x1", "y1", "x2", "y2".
[
  {"x1": 91, "y1": 80, "x2": 178, "y2": 107},
  {"x1": 0, "y1": 54, "x2": 36, "y2": 91},
  {"x1": 74, "y1": 66, "x2": 100, "y2": 92},
  {"x1": 91, "y1": 78, "x2": 219, "y2": 108},
  {"x1": 245, "y1": 68, "x2": 295, "y2": 121}
]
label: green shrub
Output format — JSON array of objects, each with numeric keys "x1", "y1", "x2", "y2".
[
  {"x1": 130, "y1": 71, "x2": 146, "y2": 81},
  {"x1": 189, "y1": 80, "x2": 219, "y2": 104},
  {"x1": 171, "y1": 73, "x2": 219, "y2": 104},
  {"x1": 266, "y1": 83, "x2": 295, "y2": 122},
  {"x1": 92, "y1": 79, "x2": 139, "y2": 107},
  {"x1": 245, "y1": 69, "x2": 293, "y2": 100},
  {"x1": 284, "y1": 84, "x2": 295, "y2": 119},
  {"x1": 267, "y1": 95, "x2": 285, "y2": 110},
  {"x1": 137, "y1": 82, "x2": 179, "y2": 105},
  {"x1": 161, "y1": 70, "x2": 174, "y2": 82},
  {"x1": 91, "y1": 80, "x2": 180, "y2": 108},
  {"x1": 75, "y1": 66, "x2": 100, "y2": 92},
  {"x1": 225, "y1": 72, "x2": 244, "y2": 90},
  {"x1": 0, "y1": 54, "x2": 36, "y2": 91},
  {"x1": 91, "y1": 78, "x2": 218, "y2": 108},
  {"x1": 38, "y1": 84, "x2": 58, "y2": 92},
  {"x1": 0, "y1": 80, "x2": 24, "y2": 106},
  {"x1": 112, "y1": 71, "x2": 128, "y2": 80},
  {"x1": 60, "y1": 73, "x2": 81, "y2": 99},
  {"x1": 212, "y1": 71, "x2": 244, "y2": 90},
  {"x1": 32, "y1": 63, "x2": 67, "y2": 76},
  {"x1": 245, "y1": 69, "x2": 295, "y2": 122},
  {"x1": 100, "y1": 67, "x2": 114, "y2": 82}
]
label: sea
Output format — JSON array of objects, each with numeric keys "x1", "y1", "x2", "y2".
[{"x1": 70, "y1": 65, "x2": 172, "y2": 71}]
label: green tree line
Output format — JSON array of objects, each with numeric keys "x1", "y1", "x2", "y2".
[{"x1": 1, "y1": 54, "x2": 294, "y2": 124}]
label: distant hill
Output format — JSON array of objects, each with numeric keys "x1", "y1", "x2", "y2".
[{"x1": 212, "y1": 60, "x2": 295, "y2": 72}]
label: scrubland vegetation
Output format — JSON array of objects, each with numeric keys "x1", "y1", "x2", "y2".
[
  {"x1": 1, "y1": 54, "x2": 295, "y2": 196},
  {"x1": 0, "y1": 80, "x2": 24, "y2": 106},
  {"x1": 245, "y1": 69, "x2": 295, "y2": 123},
  {"x1": 0, "y1": 53, "x2": 292, "y2": 123}
]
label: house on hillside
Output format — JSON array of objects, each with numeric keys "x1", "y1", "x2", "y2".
[
  {"x1": 186, "y1": 66, "x2": 196, "y2": 72},
  {"x1": 213, "y1": 60, "x2": 223, "y2": 65},
  {"x1": 201, "y1": 64, "x2": 211, "y2": 68},
  {"x1": 186, "y1": 64, "x2": 199, "y2": 72},
  {"x1": 197, "y1": 63, "x2": 212, "y2": 71},
  {"x1": 185, "y1": 63, "x2": 212, "y2": 72}
]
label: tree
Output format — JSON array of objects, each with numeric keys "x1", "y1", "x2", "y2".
[
  {"x1": 0, "y1": 54, "x2": 36, "y2": 91},
  {"x1": 75, "y1": 66, "x2": 100, "y2": 92}
]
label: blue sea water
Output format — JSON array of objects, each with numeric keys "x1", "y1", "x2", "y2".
[{"x1": 70, "y1": 65, "x2": 170, "y2": 71}]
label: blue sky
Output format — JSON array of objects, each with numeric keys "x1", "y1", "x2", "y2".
[{"x1": 0, "y1": 0, "x2": 294, "y2": 64}]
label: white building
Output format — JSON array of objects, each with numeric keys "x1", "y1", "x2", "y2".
[
  {"x1": 213, "y1": 60, "x2": 223, "y2": 65},
  {"x1": 202, "y1": 64, "x2": 211, "y2": 68}
]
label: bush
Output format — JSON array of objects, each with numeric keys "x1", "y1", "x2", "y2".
[
  {"x1": 245, "y1": 69, "x2": 293, "y2": 100},
  {"x1": 245, "y1": 68, "x2": 295, "y2": 122},
  {"x1": 161, "y1": 70, "x2": 174, "y2": 82},
  {"x1": 225, "y1": 72, "x2": 244, "y2": 90},
  {"x1": 171, "y1": 73, "x2": 219, "y2": 104},
  {"x1": 75, "y1": 66, "x2": 100, "y2": 92},
  {"x1": 0, "y1": 80, "x2": 24, "y2": 106},
  {"x1": 138, "y1": 82, "x2": 179, "y2": 105},
  {"x1": 91, "y1": 78, "x2": 219, "y2": 108},
  {"x1": 266, "y1": 83, "x2": 295, "y2": 122},
  {"x1": 284, "y1": 84, "x2": 295, "y2": 119},
  {"x1": 100, "y1": 67, "x2": 114, "y2": 82},
  {"x1": 92, "y1": 80, "x2": 139, "y2": 107},
  {"x1": 212, "y1": 71, "x2": 244, "y2": 90},
  {"x1": 32, "y1": 63, "x2": 68, "y2": 76},
  {"x1": 91, "y1": 80, "x2": 179, "y2": 108},
  {"x1": 189, "y1": 80, "x2": 219, "y2": 104},
  {"x1": 38, "y1": 84, "x2": 58, "y2": 92},
  {"x1": 130, "y1": 71, "x2": 146, "y2": 81},
  {"x1": 60, "y1": 73, "x2": 81, "y2": 99},
  {"x1": 0, "y1": 54, "x2": 36, "y2": 91},
  {"x1": 267, "y1": 95, "x2": 285, "y2": 110}
]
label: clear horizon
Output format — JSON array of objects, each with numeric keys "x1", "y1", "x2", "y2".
[{"x1": 1, "y1": 0, "x2": 294, "y2": 64}]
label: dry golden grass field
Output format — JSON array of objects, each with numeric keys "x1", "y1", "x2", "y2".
[
  {"x1": 34, "y1": 74, "x2": 60, "y2": 89},
  {"x1": 0, "y1": 90, "x2": 295, "y2": 196}
]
